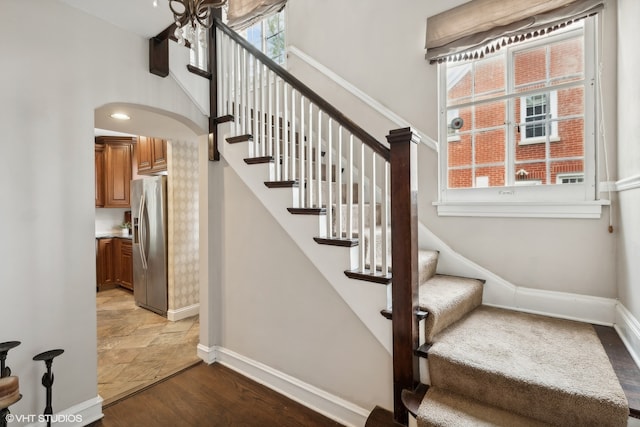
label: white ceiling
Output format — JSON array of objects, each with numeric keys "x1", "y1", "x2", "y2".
[{"x1": 59, "y1": 0, "x2": 174, "y2": 38}]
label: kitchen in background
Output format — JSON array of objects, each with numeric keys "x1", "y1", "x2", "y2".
[
  {"x1": 94, "y1": 132, "x2": 201, "y2": 319},
  {"x1": 94, "y1": 131, "x2": 201, "y2": 403}
]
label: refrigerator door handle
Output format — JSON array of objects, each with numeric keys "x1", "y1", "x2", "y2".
[{"x1": 139, "y1": 193, "x2": 148, "y2": 270}]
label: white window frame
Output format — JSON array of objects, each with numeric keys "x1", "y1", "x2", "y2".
[{"x1": 435, "y1": 17, "x2": 605, "y2": 218}]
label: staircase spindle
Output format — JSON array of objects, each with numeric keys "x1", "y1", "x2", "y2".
[
  {"x1": 275, "y1": 78, "x2": 281, "y2": 179},
  {"x1": 369, "y1": 150, "x2": 377, "y2": 274},
  {"x1": 346, "y1": 134, "x2": 354, "y2": 240},
  {"x1": 290, "y1": 89, "x2": 297, "y2": 183},
  {"x1": 282, "y1": 83, "x2": 289, "y2": 180},
  {"x1": 326, "y1": 118, "x2": 333, "y2": 237},
  {"x1": 241, "y1": 47, "x2": 247, "y2": 135},
  {"x1": 307, "y1": 102, "x2": 313, "y2": 208},
  {"x1": 382, "y1": 161, "x2": 390, "y2": 274},
  {"x1": 299, "y1": 96, "x2": 306, "y2": 208},
  {"x1": 316, "y1": 110, "x2": 323, "y2": 209},
  {"x1": 358, "y1": 141, "x2": 366, "y2": 273},
  {"x1": 267, "y1": 70, "x2": 273, "y2": 158},
  {"x1": 336, "y1": 126, "x2": 343, "y2": 239}
]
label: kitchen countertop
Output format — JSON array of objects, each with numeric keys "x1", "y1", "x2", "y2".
[{"x1": 96, "y1": 232, "x2": 132, "y2": 239}]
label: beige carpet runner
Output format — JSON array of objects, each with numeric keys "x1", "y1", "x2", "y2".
[{"x1": 418, "y1": 305, "x2": 628, "y2": 426}]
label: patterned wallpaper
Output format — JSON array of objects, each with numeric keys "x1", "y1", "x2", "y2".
[{"x1": 167, "y1": 139, "x2": 200, "y2": 312}]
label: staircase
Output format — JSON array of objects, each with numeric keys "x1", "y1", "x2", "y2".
[{"x1": 206, "y1": 18, "x2": 631, "y2": 427}]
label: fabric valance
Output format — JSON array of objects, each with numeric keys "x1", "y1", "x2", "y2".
[
  {"x1": 227, "y1": 0, "x2": 286, "y2": 30},
  {"x1": 425, "y1": 0, "x2": 603, "y2": 63}
]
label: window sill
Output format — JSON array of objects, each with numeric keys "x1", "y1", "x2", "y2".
[
  {"x1": 519, "y1": 135, "x2": 561, "y2": 145},
  {"x1": 433, "y1": 200, "x2": 609, "y2": 219}
]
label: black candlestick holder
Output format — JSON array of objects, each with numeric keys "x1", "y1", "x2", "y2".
[
  {"x1": 0, "y1": 341, "x2": 20, "y2": 379},
  {"x1": 33, "y1": 349, "x2": 64, "y2": 427},
  {"x1": 0, "y1": 341, "x2": 21, "y2": 427}
]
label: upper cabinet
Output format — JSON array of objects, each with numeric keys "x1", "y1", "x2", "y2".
[
  {"x1": 137, "y1": 136, "x2": 167, "y2": 175},
  {"x1": 96, "y1": 136, "x2": 134, "y2": 208}
]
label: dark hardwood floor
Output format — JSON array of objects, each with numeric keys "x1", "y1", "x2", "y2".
[{"x1": 91, "y1": 362, "x2": 343, "y2": 427}]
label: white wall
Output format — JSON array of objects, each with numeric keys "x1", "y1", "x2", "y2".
[
  {"x1": 0, "y1": 0, "x2": 206, "y2": 422},
  {"x1": 286, "y1": 0, "x2": 619, "y2": 298},
  {"x1": 616, "y1": 0, "x2": 640, "y2": 318},
  {"x1": 208, "y1": 161, "x2": 393, "y2": 410}
]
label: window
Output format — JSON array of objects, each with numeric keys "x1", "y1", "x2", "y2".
[
  {"x1": 438, "y1": 18, "x2": 597, "y2": 211},
  {"x1": 241, "y1": 9, "x2": 286, "y2": 65}
]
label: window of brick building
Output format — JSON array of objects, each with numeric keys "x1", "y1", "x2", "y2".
[{"x1": 437, "y1": 17, "x2": 601, "y2": 217}]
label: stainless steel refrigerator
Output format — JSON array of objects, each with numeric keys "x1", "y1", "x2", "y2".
[{"x1": 131, "y1": 176, "x2": 168, "y2": 316}]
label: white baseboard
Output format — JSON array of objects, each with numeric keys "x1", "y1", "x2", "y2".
[
  {"x1": 24, "y1": 396, "x2": 103, "y2": 427},
  {"x1": 197, "y1": 343, "x2": 217, "y2": 364},
  {"x1": 202, "y1": 346, "x2": 369, "y2": 427},
  {"x1": 615, "y1": 303, "x2": 640, "y2": 368},
  {"x1": 167, "y1": 303, "x2": 199, "y2": 321}
]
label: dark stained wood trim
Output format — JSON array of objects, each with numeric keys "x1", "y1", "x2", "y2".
[
  {"x1": 413, "y1": 343, "x2": 432, "y2": 359},
  {"x1": 380, "y1": 309, "x2": 429, "y2": 321},
  {"x1": 155, "y1": 23, "x2": 191, "y2": 48},
  {"x1": 264, "y1": 181, "x2": 298, "y2": 188},
  {"x1": 313, "y1": 237, "x2": 358, "y2": 247},
  {"x1": 387, "y1": 127, "x2": 421, "y2": 425},
  {"x1": 226, "y1": 134, "x2": 253, "y2": 144},
  {"x1": 344, "y1": 270, "x2": 392, "y2": 285},
  {"x1": 244, "y1": 156, "x2": 274, "y2": 164},
  {"x1": 401, "y1": 383, "x2": 429, "y2": 418},
  {"x1": 287, "y1": 207, "x2": 326, "y2": 215},
  {"x1": 187, "y1": 64, "x2": 212, "y2": 80},
  {"x1": 365, "y1": 406, "x2": 406, "y2": 427},
  {"x1": 213, "y1": 18, "x2": 390, "y2": 161},
  {"x1": 149, "y1": 37, "x2": 169, "y2": 78},
  {"x1": 381, "y1": 309, "x2": 393, "y2": 320},
  {"x1": 208, "y1": 17, "x2": 219, "y2": 160},
  {"x1": 593, "y1": 325, "x2": 640, "y2": 418},
  {"x1": 214, "y1": 115, "x2": 235, "y2": 124}
]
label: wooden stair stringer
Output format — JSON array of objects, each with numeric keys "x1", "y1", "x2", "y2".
[{"x1": 218, "y1": 122, "x2": 392, "y2": 353}]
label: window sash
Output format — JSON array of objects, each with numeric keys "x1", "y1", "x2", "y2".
[{"x1": 438, "y1": 17, "x2": 596, "y2": 203}]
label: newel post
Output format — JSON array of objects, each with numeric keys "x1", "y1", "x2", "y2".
[
  {"x1": 208, "y1": 9, "x2": 222, "y2": 161},
  {"x1": 386, "y1": 127, "x2": 420, "y2": 425}
]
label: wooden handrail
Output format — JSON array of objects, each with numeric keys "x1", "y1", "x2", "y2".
[{"x1": 213, "y1": 17, "x2": 390, "y2": 161}]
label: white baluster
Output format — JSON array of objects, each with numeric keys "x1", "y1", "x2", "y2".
[
  {"x1": 316, "y1": 110, "x2": 322, "y2": 209},
  {"x1": 216, "y1": 29, "x2": 222, "y2": 114},
  {"x1": 291, "y1": 89, "x2": 296, "y2": 183},
  {"x1": 382, "y1": 160, "x2": 390, "y2": 275},
  {"x1": 346, "y1": 134, "x2": 353, "y2": 240},
  {"x1": 267, "y1": 70, "x2": 273, "y2": 158},
  {"x1": 336, "y1": 126, "x2": 343, "y2": 239},
  {"x1": 299, "y1": 96, "x2": 306, "y2": 208},
  {"x1": 282, "y1": 83, "x2": 289, "y2": 181},
  {"x1": 358, "y1": 141, "x2": 366, "y2": 273},
  {"x1": 307, "y1": 103, "x2": 313, "y2": 208},
  {"x1": 326, "y1": 119, "x2": 333, "y2": 238},
  {"x1": 369, "y1": 149, "x2": 377, "y2": 275},
  {"x1": 274, "y1": 78, "x2": 281, "y2": 179}
]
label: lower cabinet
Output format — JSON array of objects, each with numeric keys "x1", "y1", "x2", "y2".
[
  {"x1": 96, "y1": 237, "x2": 133, "y2": 291},
  {"x1": 115, "y1": 238, "x2": 133, "y2": 291}
]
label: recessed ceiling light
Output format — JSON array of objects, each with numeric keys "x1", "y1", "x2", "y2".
[{"x1": 110, "y1": 112, "x2": 130, "y2": 121}]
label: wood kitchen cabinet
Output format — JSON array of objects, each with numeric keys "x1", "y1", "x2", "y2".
[
  {"x1": 97, "y1": 238, "x2": 114, "y2": 290},
  {"x1": 95, "y1": 136, "x2": 134, "y2": 208},
  {"x1": 96, "y1": 237, "x2": 133, "y2": 291},
  {"x1": 114, "y1": 238, "x2": 133, "y2": 291},
  {"x1": 136, "y1": 136, "x2": 167, "y2": 175},
  {"x1": 95, "y1": 144, "x2": 105, "y2": 207}
]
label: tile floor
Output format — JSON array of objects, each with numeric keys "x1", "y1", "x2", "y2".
[{"x1": 97, "y1": 288, "x2": 200, "y2": 405}]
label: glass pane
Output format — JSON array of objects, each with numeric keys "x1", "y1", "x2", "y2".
[
  {"x1": 551, "y1": 160, "x2": 584, "y2": 184},
  {"x1": 550, "y1": 36, "x2": 583, "y2": 85},
  {"x1": 551, "y1": 117, "x2": 584, "y2": 158},
  {"x1": 513, "y1": 161, "x2": 548, "y2": 185},
  {"x1": 448, "y1": 134, "x2": 472, "y2": 168},
  {"x1": 245, "y1": 25, "x2": 262, "y2": 49},
  {"x1": 447, "y1": 63, "x2": 472, "y2": 105},
  {"x1": 449, "y1": 168, "x2": 472, "y2": 189},
  {"x1": 475, "y1": 166, "x2": 505, "y2": 187},
  {"x1": 475, "y1": 129, "x2": 505, "y2": 165},
  {"x1": 475, "y1": 100, "x2": 506, "y2": 130},
  {"x1": 557, "y1": 86, "x2": 583, "y2": 117},
  {"x1": 514, "y1": 45, "x2": 546, "y2": 88},
  {"x1": 474, "y1": 55, "x2": 506, "y2": 100},
  {"x1": 266, "y1": 32, "x2": 285, "y2": 64}
]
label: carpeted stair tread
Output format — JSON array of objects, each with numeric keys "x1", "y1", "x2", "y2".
[
  {"x1": 419, "y1": 275, "x2": 483, "y2": 343},
  {"x1": 417, "y1": 387, "x2": 551, "y2": 427},
  {"x1": 428, "y1": 305, "x2": 628, "y2": 426}
]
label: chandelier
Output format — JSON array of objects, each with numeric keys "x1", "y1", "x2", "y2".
[{"x1": 168, "y1": 0, "x2": 227, "y2": 45}]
